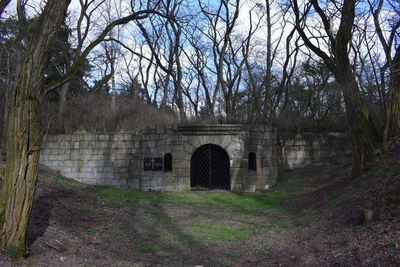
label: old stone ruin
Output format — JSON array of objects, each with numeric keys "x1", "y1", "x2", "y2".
[{"x1": 39, "y1": 124, "x2": 349, "y2": 192}]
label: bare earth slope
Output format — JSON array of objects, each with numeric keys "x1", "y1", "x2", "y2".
[{"x1": 0, "y1": 147, "x2": 399, "y2": 266}]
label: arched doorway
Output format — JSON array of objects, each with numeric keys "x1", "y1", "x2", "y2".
[{"x1": 190, "y1": 144, "x2": 230, "y2": 190}]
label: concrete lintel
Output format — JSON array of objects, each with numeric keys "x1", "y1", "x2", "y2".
[{"x1": 178, "y1": 124, "x2": 243, "y2": 135}]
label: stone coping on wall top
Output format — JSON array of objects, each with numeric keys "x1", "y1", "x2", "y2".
[{"x1": 178, "y1": 124, "x2": 244, "y2": 135}]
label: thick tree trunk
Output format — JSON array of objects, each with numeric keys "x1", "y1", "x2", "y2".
[
  {"x1": 292, "y1": 0, "x2": 375, "y2": 177},
  {"x1": 0, "y1": 74, "x2": 41, "y2": 258},
  {"x1": 57, "y1": 81, "x2": 70, "y2": 121},
  {"x1": 334, "y1": 59, "x2": 374, "y2": 177},
  {"x1": 389, "y1": 46, "x2": 400, "y2": 133},
  {"x1": 0, "y1": 0, "x2": 70, "y2": 258},
  {"x1": 0, "y1": 55, "x2": 12, "y2": 152}
]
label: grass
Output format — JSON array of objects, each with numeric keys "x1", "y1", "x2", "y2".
[
  {"x1": 135, "y1": 242, "x2": 158, "y2": 253},
  {"x1": 4, "y1": 245, "x2": 18, "y2": 258},
  {"x1": 82, "y1": 159, "x2": 357, "y2": 262},
  {"x1": 87, "y1": 167, "x2": 317, "y2": 254},
  {"x1": 143, "y1": 190, "x2": 295, "y2": 216},
  {"x1": 53, "y1": 174, "x2": 69, "y2": 185},
  {"x1": 389, "y1": 166, "x2": 400, "y2": 175},
  {"x1": 185, "y1": 222, "x2": 255, "y2": 242},
  {"x1": 91, "y1": 166, "x2": 312, "y2": 216},
  {"x1": 87, "y1": 172, "x2": 313, "y2": 257},
  {"x1": 387, "y1": 240, "x2": 398, "y2": 249}
]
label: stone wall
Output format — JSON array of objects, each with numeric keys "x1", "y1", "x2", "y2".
[
  {"x1": 40, "y1": 133, "x2": 137, "y2": 188},
  {"x1": 39, "y1": 126, "x2": 349, "y2": 192},
  {"x1": 128, "y1": 124, "x2": 279, "y2": 192},
  {"x1": 40, "y1": 124, "x2": 279, "y2": 192},
  {"x1": 279, "y1": 132, "x2": 350, "y2": 169}
]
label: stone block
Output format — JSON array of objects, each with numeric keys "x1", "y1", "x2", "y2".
[
  {"x1": 87, "y1": 141, "x2": 95, "y2": 149},
  {"x1": 80, "y1": 167, "x2": 92, "y2": 173},
  {"x1": 81, "y1": 178, "x2": 96, "y2": 185},
  {"x1": 80, "y1": 173, "x2": 94, "y2": 179},
  {"x1": 103, "y1": 166, "x2": 114, "y2": 173},
  {"x1": 58, "y1": 160, "x2": 66, "y2": 167},
  {"x1": 183, "y1": 142, "x2": 195, "y2": 153},
  {"x1": 105, "y1": 173, "x2": 115, "y2": 180},
  {"x1": 77, "y1": 140, "x2": 86, "y2": 149},
  {"x1": 116, "y1": 134, "x2": 126, "y2": 141},
  {"x1": 96, "y1": 134, "x2": 106, "y2": 141},
  {"x1": 147, "y1": 141, "x2": 156, "y2": 148},
  {"x1": 221, "y1": 135, "x2": 232, "y2": 148},
  {"x1": 122, "y1": 134, "x2": 132, "y2": 141},
  {"x1": 39, "y1": 153, "x2": 48, "y2": 161},
  {"x1": 173, "y1": 151, "x2": 189, "y2": 160},
  {"x1": 65, "y1": 172, "x2": 77, "y2": 179},
  {"x1": 173, "y1": 144, "x2": 184, "y2": 151},
  {"x1": 151, "y1": 179, "x2": 158, "y2": 187},
  {"x1": 98, "y1": 141, "x2": 108, "y2": 149},
  {"x1": 156, "y1": 125, "x2": 165, "y2": 134},
  {"x1": 119, "y1": 172, "x2": 128, "y2": 179},
  {"x1": 142, "y1": 179, "x2": 151, "y2": 187},
  {"x1": 134, "y1": 141, "x2": 140, "y2": 148}
]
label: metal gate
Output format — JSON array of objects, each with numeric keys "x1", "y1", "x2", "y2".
[{"x1": 190, "y1": 144, "x2": 230, "y2": 190}]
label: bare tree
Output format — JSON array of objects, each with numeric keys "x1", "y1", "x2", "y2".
[
  {"x1": 57, "y1": 0, "x2": 122, "y2": 120},
  {"x1": 183, "y1": 29, "x2": 217, "y2": 117},
  {"x1": 367, "y1": 0, "x2": 400, "y2": 150},
  {"x1": 0, "y1": 0, "x2": 167, "y2": 257},
  {"x1": 291, "y1": 0, "x2": 374, "y2": 177},
  {"x1": 244, "y1": 1, "x2": 300, "y2": 125},
  {"x1": 135, "y1": 0, "x2": 188, "y2": 120},
  {"x1": 197, "y1": 0, "x2": 265, "y2": 121}
]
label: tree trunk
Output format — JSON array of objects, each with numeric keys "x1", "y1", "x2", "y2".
[
  {"x1": 389, "y1": 46, "x2": 400, "y2": 134},
  {"x1": 335, "y1": 66, "x2": 374, "y2": 177},
  {"x1": 381, "y1": 46, "x2": 400, "y2": 151},
  {"x1": 0, "y1": 74, "x2": 41, "y2": 258},
  {"x1": 57, "y1": 81, "x2": 70, "y2": 121},
  {"x1": 0, "y1": 0, "x2": 70, "y2": 258},
  {"x1": 0, "y1": 51, "x2": 12, "y2": 152}
]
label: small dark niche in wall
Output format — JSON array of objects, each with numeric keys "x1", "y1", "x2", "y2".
[
  {"x1": 248, "y1": 152, "x2": 256, "y2": 171},
  {"x1": 164, "y1": 153, "x2": 172, "y2": 172}
]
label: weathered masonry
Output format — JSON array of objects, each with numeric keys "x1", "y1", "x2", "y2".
[
  {"x1": 40, "y1": 125, "x2": 278, "y2": 192},
  {"x1": 39, "y1": 125, "x2": 349, "y2": 192}
]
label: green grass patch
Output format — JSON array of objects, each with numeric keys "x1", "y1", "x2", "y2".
[
  {"x1": 136, "y1": 244, "x2": 158, "y2": 253},
  {"x1": 91, "y1": 184, "x2": 301, "y2": 215},
  {"x1": 161, "y1": 243, "x2": 185, "y2": 251},
  {"x1": 185, "y1": 222, "x2": 257, "y2": 242},
  {"x1": 80, "y1": 225, "x2": 97, "y2": 234},
  {"x1": 191, "y1": 190, "x2": 296, "y2": 214},
  {"x1": 389, "y1": 166, "x2": 400, "y2": 175},
  {"x1": 4, "y1": 245, "x2": 19, "y2": 258},
  {"x1": 53, "y1": 174, "x2": 70, "y2": 185},
  {"x1": 90, "y1": 162, "x2": 325, "y2": 219},
  {"x1": 387, "y1": 240, "x2": 398, "y2": 249},
  {"x1": 279, "y1": 168, "x2": 309, "y2": 183}
]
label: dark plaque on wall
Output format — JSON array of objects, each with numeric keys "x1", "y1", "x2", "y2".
[
  {"x1": 152, "y1": 158, "x2": 163, "y2": 170},
  {"x1": 143, "y1": 157, "x2": 163, "y2": 171}
]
